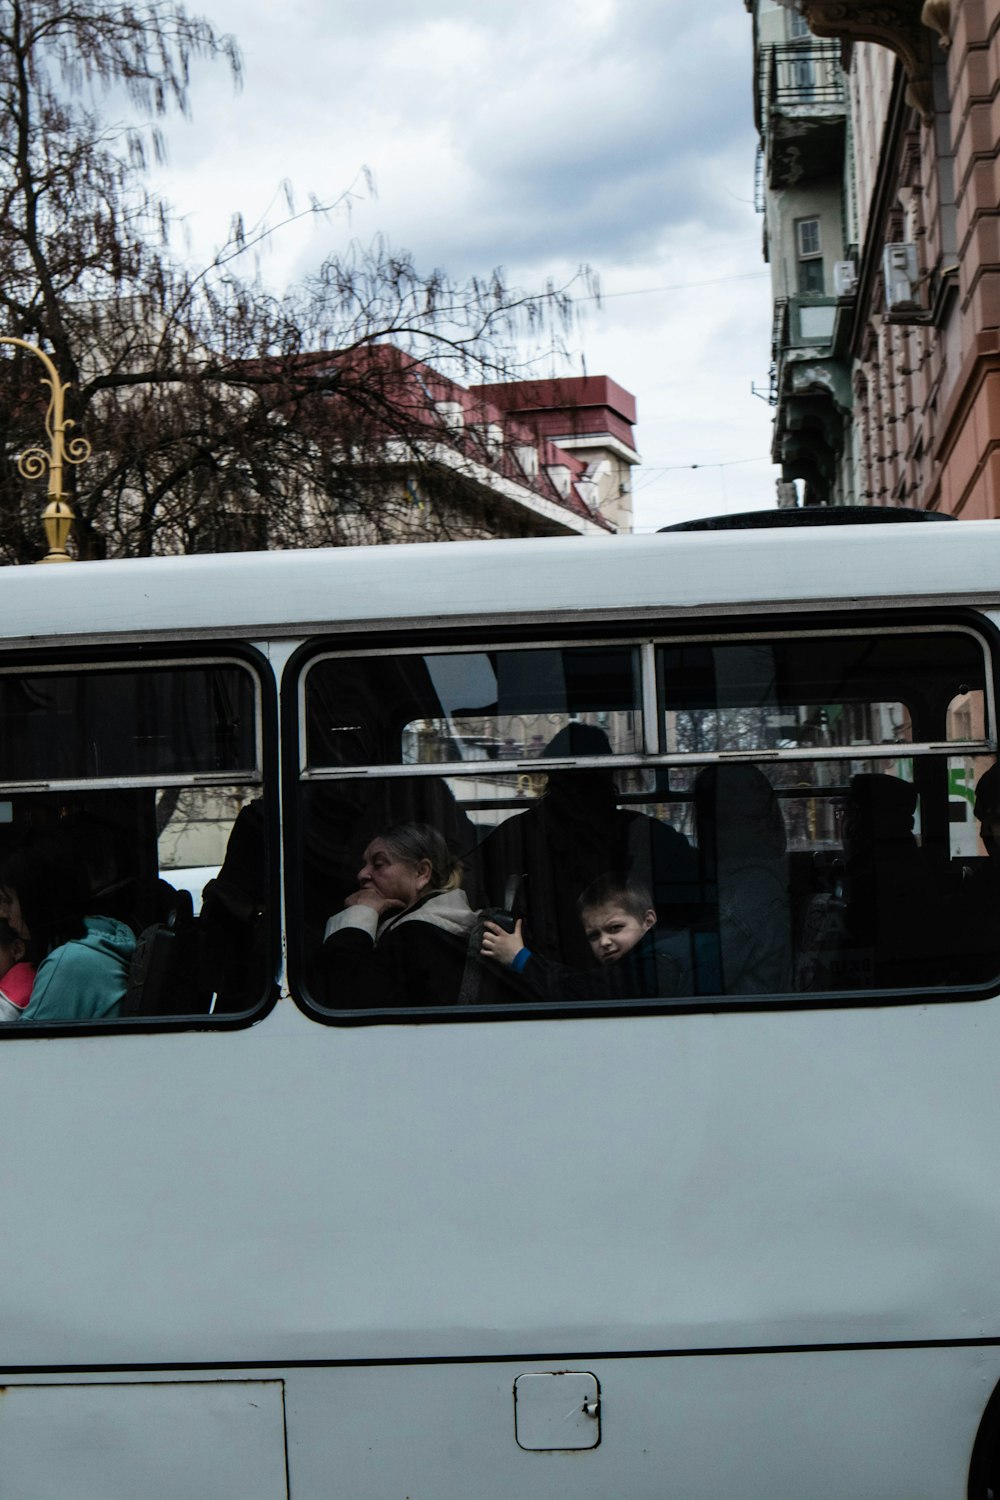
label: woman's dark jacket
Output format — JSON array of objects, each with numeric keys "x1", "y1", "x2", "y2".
[{"x1": 321, "y1": 888, "x2": 479, "y2": 1008}]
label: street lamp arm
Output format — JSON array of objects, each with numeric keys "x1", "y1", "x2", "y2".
[{"x1": 0, "y1": 334, "x2": 90, "y2": 562}]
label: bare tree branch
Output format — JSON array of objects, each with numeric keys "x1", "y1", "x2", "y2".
[{"x1": 0, "y1": 1, "x2": 595, "y2": 563}]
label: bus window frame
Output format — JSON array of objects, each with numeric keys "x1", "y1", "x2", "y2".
[
  {"x1": 0, "y1": 639, "x2": 281, "y2": 1039},
  {"x1": 284, "y1": 607, "x2": 1000, "y2": 1026},
  {"x1": 298, "y1": 621, "x2": 996, "y2": 779},
  {"x1": 298, "y1": 636, "x2": 646, "y2": 775}
]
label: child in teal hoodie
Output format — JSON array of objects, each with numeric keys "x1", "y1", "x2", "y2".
[
  {"x1": 0, "y1": 842, "x2": 135, "y2": 1024},
  {"x1": 23, "y1": 914, "x2": 135, "y2": 1023}
]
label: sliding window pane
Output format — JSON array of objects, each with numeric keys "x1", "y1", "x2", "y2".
[
  {"x1": 657, "y1": 633, "x2": 988, "y2": 756},
  {"x1": 305, "y1": 646, "x2": 642, "y2": 770},
  {"x1": 0, "y1": 664, "x2": 257, "y2": 784}
]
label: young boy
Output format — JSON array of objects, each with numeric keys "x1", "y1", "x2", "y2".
[
  {"x1": 0, "y1": 917, "x2": 36, "y2": 1023},
  {"x1": 481, "y1": 872, "x2": 693, "y2": 1002}
]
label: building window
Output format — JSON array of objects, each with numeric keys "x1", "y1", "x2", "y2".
[
  {"x1": 798, "y1": 218, "x2": 821, "y2": 258},
  {"x1": 796, "y1": 217, "x2": 824, "y2": 293},
  {"x1": 787, "y1": 12, "x2": 815, "y2": 92}
]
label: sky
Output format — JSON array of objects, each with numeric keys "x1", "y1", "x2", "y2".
[{"x1": 147, "y1": 0, "x2": 778, "y2": 532}]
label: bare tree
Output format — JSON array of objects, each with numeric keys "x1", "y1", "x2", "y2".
[{"x1": 0, "y1": 1, "x2": 592, "y2": 562}]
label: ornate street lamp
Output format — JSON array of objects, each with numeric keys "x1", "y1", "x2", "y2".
[{"x1": 0, "y1": 336, "x2": 90, "y2": 563}]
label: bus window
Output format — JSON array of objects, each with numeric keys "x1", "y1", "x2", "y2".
[
  {"x1": 0, "y1": 656, "x2": 272, "y2": 1028},
  {"x1": 290, "y1": 624, "x2": 997, "y2": 1017}
]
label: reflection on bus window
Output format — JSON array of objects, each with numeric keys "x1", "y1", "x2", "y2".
[
  {"x1": 304, "y1": 645, "x2": 642, "y2": 769},
  {"x1": 296, "y1": 628, "x2": 997, "y2": 1013},
  {"x1": 0, "y1": 663, "x2": 256, "y2": 783}
]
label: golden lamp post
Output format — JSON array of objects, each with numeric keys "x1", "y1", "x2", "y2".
[{"x1": 0, "y1": 336, "x2": 90, "y2": 563}]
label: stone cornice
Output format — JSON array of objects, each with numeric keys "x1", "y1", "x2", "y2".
[{"x1": 799, "y1": 1, "x2": 939, "y2": 121}]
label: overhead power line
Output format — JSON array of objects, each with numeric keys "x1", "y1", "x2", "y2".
[
  {"x1": 583, "y1": 271, "x2": 770, "y2": 302},
  {"x1": 641, "y1": 455, "x2": 771, "y2": 472}
]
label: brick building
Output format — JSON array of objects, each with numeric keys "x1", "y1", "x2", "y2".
[{"x1": 749, "y1": 0, "x2": 1000, "y2": 516}]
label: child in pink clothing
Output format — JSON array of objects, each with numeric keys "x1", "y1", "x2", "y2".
[{"x1": 0, "y1": 917, "x2": 36, "y2": 1022}]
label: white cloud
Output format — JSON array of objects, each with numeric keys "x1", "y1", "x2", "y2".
[{"x1": 147, "y1": 0, "x2": 780, "y2": 527}]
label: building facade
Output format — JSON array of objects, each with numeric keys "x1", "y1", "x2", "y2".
[
  {"x1": 469, "y1": 376, "x2": 639, "y2": 534},
  {"x1": 750, "y1": 0, "x2": 855, "y2": 506},
  {"x1": 259, "y1": 353, "x2": 639, "y2": 549},
  {"x1": 749, "y1": 0, "x2": 1000, "y2": 517}
]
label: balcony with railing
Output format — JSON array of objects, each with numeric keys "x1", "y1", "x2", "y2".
[
  {"x1": 763, "y1": 40, "x2": 846, "y2": 188},
  {"x1": 769, "y1": 39, "x2": 845, "y2": 111}
]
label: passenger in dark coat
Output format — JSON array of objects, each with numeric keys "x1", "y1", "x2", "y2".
[
  {"x1": 321, "y1": 822, "x2": 485, "y2": 1008},
  {"x1": 957, "y1": 763, "x2": 1000, "y2": 983},
  {"x1": 974, "y1": 764, "x2": 1000, "y2": 862},
  {"x1": 199, "y1": 799, "x2": 269, "y2": 1012},
  {"x1": 468, "y1": 725, "x2": 699, "y2": 969},
  {"x1": 692, "y1": 765, "x2": 793, "y2": 995},
  {"x1": 841, "y1": 773, "x2": 942, "y2": 988}
]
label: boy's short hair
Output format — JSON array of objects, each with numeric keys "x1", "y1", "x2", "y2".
[{"x1": 577, "y1": 872, "x2": 654, "y2": 923}]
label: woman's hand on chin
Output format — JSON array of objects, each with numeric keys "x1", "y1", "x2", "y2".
[{"x1": 344, "y1": 889, "x2": 406, "y2": 916}]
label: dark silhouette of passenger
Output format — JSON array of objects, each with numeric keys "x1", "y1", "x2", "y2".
[
  {"x1": 692, "y1": 764, "x2": 792, "y2": 995},
  {"x1": 840, "y1": 773, "x2": 941, "y2": 988},
  {"x1": 956, "y1": 763, "x2": 1000, "y2": 983},
  {"x1": 974, "y1": 764, "x2": 1000, "y2": 861},
  {"x1": 199, "y1": 799, "x2": 270, "y2": 1012}
]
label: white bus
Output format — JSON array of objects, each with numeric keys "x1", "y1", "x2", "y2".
[{"x1": 2, "y1": 515, "x2": 1000, "y2": 1499}]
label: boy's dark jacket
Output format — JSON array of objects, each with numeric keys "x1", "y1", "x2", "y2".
[{"x1": 516, "y1": 924, "x2": 698, "y2": 1003}]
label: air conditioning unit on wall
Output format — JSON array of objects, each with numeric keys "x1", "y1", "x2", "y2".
[
  {"x1": 833, "y1": 260, "x2": 858, "y2": 297},
  {"x1": 883, "y1": 243, "x2": 920, "y2": 312}
]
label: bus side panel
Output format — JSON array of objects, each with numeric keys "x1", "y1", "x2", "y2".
[
  {"x1": 3, "y1": 998, "x2": 1000, "y2": 1496},
  {"x1": 0, "y1": 1380, "x2": 287, "y2": 1500},
  {"x1": 4, "y1": 1352, "x2": 991, "y2": 1500},
  {"x1": 3, "y1": 999, "x2": 1000, "y2": 1360},
  {"x1": 280, "y1": 1349, "x2": 993, "y2": 1500}
]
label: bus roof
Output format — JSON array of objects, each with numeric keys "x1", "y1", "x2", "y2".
[{"x1": 2, "y1": 519, "x2": 1000, "y2": 648}]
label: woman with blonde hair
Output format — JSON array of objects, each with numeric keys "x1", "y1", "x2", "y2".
[{"x1": 321, "y1": 822, "x2": 479, "y2": 1008}]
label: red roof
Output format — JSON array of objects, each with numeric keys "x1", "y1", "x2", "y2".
[
  {"x1": 259, "y1": 346, "x2": 627, "y2": 530},
  {"x1": 468, "y1": 375, "x2": 638, "y2": 452}
]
